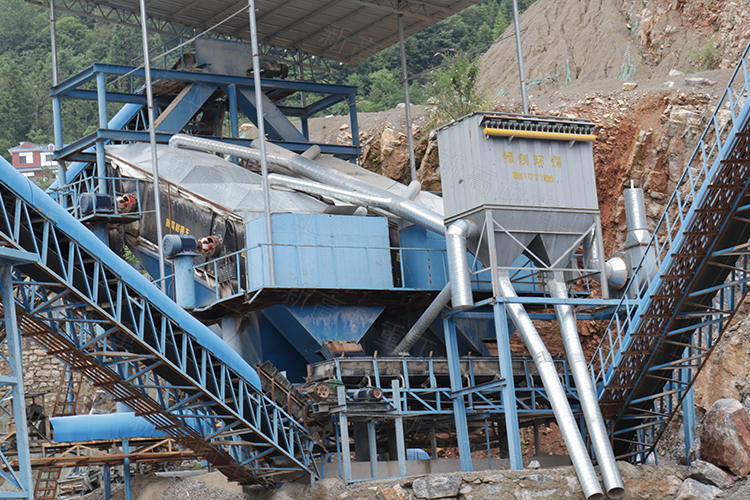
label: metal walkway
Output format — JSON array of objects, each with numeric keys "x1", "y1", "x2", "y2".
[
  {"x1": 0, "y1": 160, "x2": 319, "y2": 484},
  {"x1": 592, "y1": 41, "x2": 750, "y2": 460}
]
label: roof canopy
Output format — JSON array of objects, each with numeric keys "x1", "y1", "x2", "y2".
[{"x1": 38, "y1": 0, "x2": 479, "y2": 64}]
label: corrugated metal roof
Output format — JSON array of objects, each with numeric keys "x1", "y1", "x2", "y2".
[{"x1": 37, "y1": 0, "x2": 480, "y2": 64}]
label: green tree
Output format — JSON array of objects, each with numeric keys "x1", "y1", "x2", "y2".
[{"x1": 426, "y1": 53, "x2": 492, "y2": 128}]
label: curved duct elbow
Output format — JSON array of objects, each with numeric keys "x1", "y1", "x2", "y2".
[
  {"x1": 446, "y1": 220, "x2": 479, "y2": 310},
  {"x1": 605, "y1": 255, "x2": 629, "y2": 290},
  {"x1": 583, "y1": 230, "x2": 631, "y2": 291}
]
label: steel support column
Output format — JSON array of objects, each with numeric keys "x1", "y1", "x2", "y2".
[
  {"x1": 228, "y1": 83, "x2": 239, "y2": 164},
  {"x1": 138, "y1": 0, "x2": 167, "y2": 290},
  {"x1": 337, "y1": 386, "x2": 352, "y2": 482},
  {"x1": 367, "y1": 420, "x2": 378, "y2": 479},
  {"x1": 392, "y1": 379, "x2": 407, "y2": 477},
  {"x1": 443, "y1": 316, "x2": 472, "y2": 472},
  {"x1": 397, "y1": 14, "x2": 416, "y2": 181},
  {"x1": 50, "y1": 0, "x2": 66, "y2": 188},
  {"x1": 493, "y1": 302, "x2": 523, "y2": 469},
  {"x1": 95, "y1": 72, "x2": 108, "y2": 194},
  {"x1": 297, "y1": 50, "x2": 309, "y2": 141},
  {"x1": 0, "y1": 248, "x2": 38, "y2": 500},
  {"x1": 248, "y1": 0, "x2": 275, "y2": 285},
  {"x1": 681, "y1": 349, "x2": 696, "y2": 465},
  {"x1": 511, "y1": 0, "x2": 528, "y2": 114}
]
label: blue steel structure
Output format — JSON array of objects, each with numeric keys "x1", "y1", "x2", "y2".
[
  {"x1": 592, "y1": 41, "x2": 750, "y2": 462},
  {"x1": 0, "y1": 162, "x2": 320, "y2": 485},
  {"x1": 50, "y1": 63, "x2": 360, "y2": 165},
  {"x1": 1, "y1": 32, "x2": 750, "y2": 495},
  {"x1": 0, "y1": 247, "x2": 38, "y2": 500}
]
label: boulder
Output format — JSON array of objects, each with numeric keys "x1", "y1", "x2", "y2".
[
  {"x1": 412, "y1": 476, "x2": 461, "y2": 499},
  {"x1": 689, "y1": 460, "x2": 735, "y2": 489},
  {"x1": 699, "y1": 398, "x2": 750, "y2": 475},
  {"x1": 673, "y1": 478, "x2": 720, "y2": 500},
  {"x1": 622, "y1": 82, "x2": 638, "y2": 91},
  {"x1": 380, "y1": 484, "x2": 411, "y2": 500}
]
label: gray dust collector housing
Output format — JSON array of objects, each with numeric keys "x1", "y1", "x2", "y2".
[{"x1": 437, "y1": 112, "x2": 602, "y2": 270}]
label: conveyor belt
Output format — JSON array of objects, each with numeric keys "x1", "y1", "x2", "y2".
[
  {"x1": 592, "y1": 40, "x2": 750, "y2": 459},
  {"x1": 0, "y1": 158, "x2": 319, "y2": 484}
]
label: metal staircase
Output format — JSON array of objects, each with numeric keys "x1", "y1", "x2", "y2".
[
  {"x1": 592, "y1": 41, "x2": 750, "y2": 460},
  {"x1": 0, "y1": 161, "x2": 319, "y2": 484}
]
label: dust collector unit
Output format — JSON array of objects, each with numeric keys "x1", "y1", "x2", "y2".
[{"x1": 436, "y1": 112, "x2": 602, "y2": 271}]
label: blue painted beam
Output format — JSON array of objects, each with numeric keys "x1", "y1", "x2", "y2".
[
  {"x1": 155, "y1": 84, "x2": 218, "y2": 134},
  {"x1": 53, "y1": 64, "x2": 358, "y2": 98},
  {"x1": 234, "y1": 85, "x2": 307, "y2": 143},
  {"x1": 61, "y1": 88, "x2": 173, "y2": 106}
]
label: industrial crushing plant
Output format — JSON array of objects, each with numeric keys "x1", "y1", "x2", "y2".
[{"x1": 0, "y1": 1, "x2": 750, "y2": 500}]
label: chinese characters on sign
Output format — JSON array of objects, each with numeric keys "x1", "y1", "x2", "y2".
[{"x1": 503, "y1": 151, "x2": 562, "y2": 182}]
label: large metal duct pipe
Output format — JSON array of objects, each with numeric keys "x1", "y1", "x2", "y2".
[
  {"x1": 391, "y1": 283, "x2": 452, "y2": 355},
  {"x1": 269, "y1": 174, "x2": 393, "y2": 209},
  {"x1": 446, "y1": 220, "x2": 479, "y2": 310},
  {"x1": 169, "y1": 135, "x2": 445, "y2": 236},
  {"x1": 548, "y1": 275, "x2": 625, "y2": 499},
  {"x1": 498, "y1": 270, "x2": 604, "y2": 500},
  {"x1": 623, "y1": 183, "x2": 655, "y2": 291},
  {"x1": 583, "y1": 231, "x2": 629, "y2": 290}
]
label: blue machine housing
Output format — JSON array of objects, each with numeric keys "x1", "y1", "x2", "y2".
[{"x1": 246, "y1": 213, "x2": 393, "y2": 290}]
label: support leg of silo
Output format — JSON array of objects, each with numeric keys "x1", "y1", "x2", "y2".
[
  {"x1": 443, "y1": 317, "x2": 473, "y2": 472},
  {"x1": 493, "y1": 302, "x2": 523, "y2": 470}
]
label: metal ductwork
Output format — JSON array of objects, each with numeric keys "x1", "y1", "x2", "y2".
[
  {"x1": 446, "y1": 220, "x2": 479, "y2": 310},
  {"x1": 168, "y1": 135, "x2": 445, "y2": 236},
  {"x1": 498, "y1": 270, "x2": 604, "y2": 500},
  {"x1": 584, "y1": 182, "x2": 654, "y2": 294},
  {"x1": 269, "y1": 174, "x2": 393, "y2": 209},
  {"x1": 583, "y1": 229, "x2": 629, "y2": 290},
  {"x1": 391, "y1": 283, "x2": 452, "y2": 355},
  {"x1": 548, "y1": 275, "x2": 625, "y2": 499}
]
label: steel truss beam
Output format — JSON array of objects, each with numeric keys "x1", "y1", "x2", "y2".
[
  {"x1": 591, "y1": 39, "x2": 750, "y2": 461},
  {"x1": 0, "y1": 179, "x2": 320, "y2": 485}
]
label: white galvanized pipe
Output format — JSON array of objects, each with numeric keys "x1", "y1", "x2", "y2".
[
  {"x1": 446, "y1": 220, "x2": 479, "y2": 310},
  {"x1": 268, "y1": 174, "x2": 393, "y2": 209},
  {"x1": 391, "y1": 283, "x2": 452, "y2": 355},
  {"x1": 548, "y1": 276, "x2": 625, "y2": 499},
  {"x1": 498, "y1": 270, "x2": 604, "y2": 500},
  {"x1": 583, "y1": 230, "x2": 629, "y2": 290},
  {"x1": 168, "y1": 135, "x2": 446, "y2": 236}
]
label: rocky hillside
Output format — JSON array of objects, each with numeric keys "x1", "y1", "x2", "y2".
[
  {"x1": 477, "y1": 0, "x2": 750, "y2": 101},
  {"x1": 304, "y1": 0, "x2": 750, "y2": 470}
]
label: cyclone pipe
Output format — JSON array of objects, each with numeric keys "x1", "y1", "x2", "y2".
[
  {"x1": 391, "y1": 283, "x2": 452, "y2": 355},
  {"x1": 168, "y1": 135, "x2": 446, "y2": 236},
  {"x1": 446, "y1": 220, "x2": 479, "y2": 310},
  {"x1": 548, "y1": 275, "x2": 625, "y2": 499},
  {"x1": 498, "y1": 270, "x2": 604, "y2": 500}
]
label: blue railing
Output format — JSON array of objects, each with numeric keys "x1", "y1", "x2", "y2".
[{"x1": 591, "y1": 40, "x2": 750, "y2": 415}]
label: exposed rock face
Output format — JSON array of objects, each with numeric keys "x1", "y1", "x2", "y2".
[
  {"x1": 673, "y1": 478, "x2": 721, "y2": 500},
  {"x1": 688, "y1": 460, "x2": 735, "y2": 489},
  {"x1": 699, "y1": 398, "x2": 750, "y2": 475},
  {"x1": 412, "y1": 475, "x2": 461, "y2": 499},
  {"x1": 477, "y1": 0, "x2": 653, "y2": 100}
]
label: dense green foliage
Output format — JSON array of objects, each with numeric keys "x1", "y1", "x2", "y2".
[
  {"x1": 0, "y1": 0, "x2": 536, "y2": 161},
  {"x1": 0, "y1": 0, "x2": 149, "y2": 161}
]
